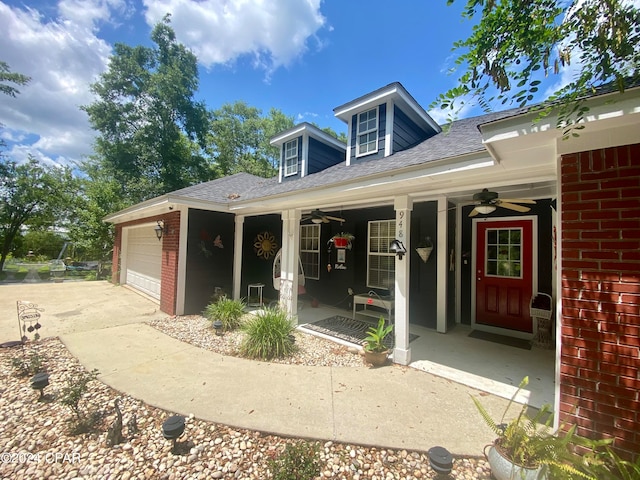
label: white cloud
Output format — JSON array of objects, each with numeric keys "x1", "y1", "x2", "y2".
[
  {"x1": 0, "y1": 1, "x2": 113, "y2": 166},
  {"x1": 143, "y1": 0, "x2": 326, "y2": 72}
]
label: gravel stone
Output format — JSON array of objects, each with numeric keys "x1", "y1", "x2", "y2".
[{"x1": 0, "y1": 326, "x2": 493, "y2": 479}]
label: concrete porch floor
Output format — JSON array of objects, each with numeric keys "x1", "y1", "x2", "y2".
[{"x1": 295, "y1": 304, "x2": 556, "y2": 410}]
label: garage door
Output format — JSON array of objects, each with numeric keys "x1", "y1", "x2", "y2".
[{"x1": 125, "y1": 225, "x2": 162, "y2": 300}]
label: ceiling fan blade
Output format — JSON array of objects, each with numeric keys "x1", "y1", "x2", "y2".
[
  {"x1": 468, "y1": 208, "x2": 480, "y2": 217},
  {"x1": 499, "y1": 198, "x2": 537, "y2": 204},
  {"x1": 499, "y1": 202, "x2": 531, "y2": 212},
  {"x1": 325, "y1": 215, "x2": 345, "y2": 223}
]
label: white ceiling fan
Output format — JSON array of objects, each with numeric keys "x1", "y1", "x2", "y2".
[
  {"x1": 468, "y1": 188, "x2": 536, "y2": 217},
  {"x1": 301, "y1": 209, "x2": 345, "y2": 224}
]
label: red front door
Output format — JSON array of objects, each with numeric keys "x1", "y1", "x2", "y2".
[{"x1": 475, "y1": 219, "x2": 534, "y2": 333}]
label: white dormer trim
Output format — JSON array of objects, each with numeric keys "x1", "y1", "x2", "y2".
[
  {"x1": 333, "y1": 82, "x2": 441, "y2": 135},
  {"x1": 385, "y1": 99, "x2": 393, "y2": 157},
  {"x1": 346, "y1": 116, "x2": 353, "y2": 167},
  {"x1": 301, "y1": 136, "x2": 309, "y2": 178},
  {"x1": 270, "y1": 122, "x2": 347, "y2": 180}
]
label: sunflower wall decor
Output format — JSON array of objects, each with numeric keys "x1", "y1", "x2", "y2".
[{"x1": 253, "y1": 231, "x2": 278, "y2": 260}]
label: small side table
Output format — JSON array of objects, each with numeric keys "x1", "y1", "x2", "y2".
[{"x1": 248, "y1": 283, "x2": 265, "y2": 307}]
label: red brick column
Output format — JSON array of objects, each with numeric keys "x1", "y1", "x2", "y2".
[
  {"x1": 160, "y1": 211, "x2": 181, "y2": 315},
  {"x1": 111, "y1": 225, "x2": 122, "y2": 284},
  {"x1": 560, "y1": 143, "x2": 640, "y2": 459}
]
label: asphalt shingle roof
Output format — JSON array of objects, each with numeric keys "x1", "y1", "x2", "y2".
[{"x1": 169, "y1": 108, "x2": 526, "y2": 206}]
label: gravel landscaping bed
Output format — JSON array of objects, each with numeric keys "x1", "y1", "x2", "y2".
[{"x1": 0, "y1": 317, "x2": 492, "y2": 479}]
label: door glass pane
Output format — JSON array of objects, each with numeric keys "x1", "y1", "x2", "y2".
[{"x1": 485, "y1": 228, "x2": 522, "y2": 278}]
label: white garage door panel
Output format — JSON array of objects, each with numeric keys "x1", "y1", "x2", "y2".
[{"x1": 125, "y1": 226, "x2": 161, "y2": 300}]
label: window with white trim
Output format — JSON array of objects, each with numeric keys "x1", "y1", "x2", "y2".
[
  {"x1": 300, "y1": 224, "x2": 320, "y2": 280},
  {"x1": 284, "y1": 139, "x2": 298, "y2": 176},
  {"x1": 356, "y1": 108, "x2": 378, "y2": 156},
  {"x1": 367, "y1": 220, "x2": 395, "y2": 289}
]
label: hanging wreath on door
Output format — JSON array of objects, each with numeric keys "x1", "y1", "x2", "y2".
[{"x1": 254, "y1": 231, "x2": 278, "y2": 260}]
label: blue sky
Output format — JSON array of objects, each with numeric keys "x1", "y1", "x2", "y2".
[{"x1": 1, "y1": 0, "x2": 484, "y2": 168}]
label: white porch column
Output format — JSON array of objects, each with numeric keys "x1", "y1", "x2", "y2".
[
  {"x1": 279, "y1": 209, "x2": 301, "y2": 321},
  {"x1": 393, "y1": 195, "x2": 412, "y2": 365},
  {"x1": 437, "y1": 196, "x2": 448, "y2": 333},
  {"x1": 232, "y1": 215, "x2": 245, "y2": 300}
]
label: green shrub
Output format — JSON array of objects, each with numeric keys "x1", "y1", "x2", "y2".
[
  {"x1": 240, "y1": 307, "x2": 297, "y2": 360},
  {"x1": 59, "y1": 368, "x2": 100, "y2": 434},
  {"x1": 203, "y1": 296, "x2": 246, "y2": 331},
  {"x1": 268, "y1": 441, "x2": 322, "y2": 480},
  {"x1": 11, "y1": 349, "x2": 47, "y2": 377}
]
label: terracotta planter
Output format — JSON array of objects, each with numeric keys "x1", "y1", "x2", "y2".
[
  {"x1": 484, "y1": 444, "x2": 547, "y2": 480},
  {"x1": 363, "y1": 349, "x2": 389, "y2": 367}
]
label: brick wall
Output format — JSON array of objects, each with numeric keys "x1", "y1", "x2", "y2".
[
  {"x1": 111, "y1": 226, "x2": 121, "y2": 285},
  {"x1": 560, "y1": 143, "x2": 640, "y2": 459},
  {"x1": 160, "y1": 211, "x2": 180, "y2": 315},
  {"x1": 110, "y1": 212, "x2": 181, "y2": 316}
]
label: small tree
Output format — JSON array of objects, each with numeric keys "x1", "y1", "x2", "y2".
[
  {"x1": 59, "y1": 368, "x2": 100, "y2": 434},
  {"x1": 0, "y1": 156, "x2": 77, "y2": 271}
]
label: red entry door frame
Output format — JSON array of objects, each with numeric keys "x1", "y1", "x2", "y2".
[{"x1": 472, "y1": 216, "x2": 537, "y2": 337}]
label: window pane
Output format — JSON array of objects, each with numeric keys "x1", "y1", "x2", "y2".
[
  {"x1": 367, "y1": 219, "x2": 395, "y2": 289},
  {"x1": 485, "y1": 227, "x2": 523, "y2": 278},
  {"x1": 299, "y1": 224, "x2": 320, "y2": 280}
]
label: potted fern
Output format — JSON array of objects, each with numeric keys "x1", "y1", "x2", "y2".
[
  {"x1": 363, "y1": 317, "x2": 393, "y2": 367},
  {"x1": 329, "y1": 232, "x2": 355, "y2": 250},
  {"x1": 472, "y1": 376, "x2": 602, "y2": 480}
]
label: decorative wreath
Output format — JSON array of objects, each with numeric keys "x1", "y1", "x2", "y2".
[{"x1": 254, "y1": 231, "x2": 278, "y2": 260}]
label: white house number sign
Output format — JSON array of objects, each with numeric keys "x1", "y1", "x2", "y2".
[{"x1": 396, "y1": 211, "x2": 405, "y2": 242}]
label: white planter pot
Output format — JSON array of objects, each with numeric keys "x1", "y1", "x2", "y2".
[{"x1": 485, "y1": 445, "x2": 547, "y2": 480}]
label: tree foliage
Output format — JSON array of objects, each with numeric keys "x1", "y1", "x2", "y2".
[
  {"x1": 0, "y1": 156, "x2": 77, "y2": 270},
  {"x1": 82, "y1": 15, "x2": 210, "y2": 203},
  {"x1": 437, "y1": 0, "x2": 640, "y2": 136},
  {"x1": 208, "y1": 102, "x2": 294, "y2": 178},
  {"x1": 0, "y1": 60, "x2": 30, "y2": 98}
]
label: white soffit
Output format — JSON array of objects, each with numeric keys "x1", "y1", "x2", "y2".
[{"x1": 480, "y1": 88, "x2": 640, "y2": 163}]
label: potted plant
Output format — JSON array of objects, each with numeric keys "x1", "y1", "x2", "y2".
[
  {"x1": 472, "y1": 376, "x2": 602, "y2": 480},
  {"x1": 329, "y1": 232, "x2": 355, "y2": 250},
  {"x1": 415, "y1": 237, "x2": 434, "y2": 263},
  {"x1": 362, "y1": 317, "x2": 393, "y2": 367}
]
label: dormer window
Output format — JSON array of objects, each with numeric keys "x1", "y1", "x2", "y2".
[
  {"x1": 284, "y1": 139, "x2": 298, "y2": 176},
  {"x1": 356, "y1": 107, "x2": 378, "y2": 157}
]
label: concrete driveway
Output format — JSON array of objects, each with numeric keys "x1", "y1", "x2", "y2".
[
  {"x1": 0, "y1": 280, "x2": 510, "y2": 455},
  {"x1": 0, "y1": 281, "x2": 166, "y2": 343}
]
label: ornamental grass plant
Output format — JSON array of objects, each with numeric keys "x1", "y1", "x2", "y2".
[
  {"x1": 203, "y1": 296, "x2": 246, "y2": 331},
  {"x1": 239, "y1": 307, "x2": 297, "y2": 360}
]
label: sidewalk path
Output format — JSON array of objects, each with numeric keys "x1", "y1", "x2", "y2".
[{"x1": 1, "y1": 282, "x2": 508, "y2": 456}]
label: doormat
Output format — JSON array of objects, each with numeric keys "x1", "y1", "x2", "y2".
[
  {"x1": 301, "y1": 315, "x2": 418, "y2": 348},
  {"x1": 468, "y1": 330, "x2": 532, "y2": 350}
]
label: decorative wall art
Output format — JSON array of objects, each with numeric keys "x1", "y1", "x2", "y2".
[
  {"x1": 254, "y1": 231, "x2": 278, "y2": 260},
  {"x1": 199, "y1": 230, "x2": 224, "y2": 257}
]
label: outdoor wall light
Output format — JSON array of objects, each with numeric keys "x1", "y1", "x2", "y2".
[
  {"x1": 475, "y1": 204, "x2": 496, "y2": 215},
  {"x1": 154, "y1": 220, "x2": 165, "y2": 241},
  {"x1": 389, "y1": 239, "x2": 407, "y2": 260}
]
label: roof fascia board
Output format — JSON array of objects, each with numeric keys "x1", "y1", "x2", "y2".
[
  {"x1": 270, "y1": 122, "x2": 346, "y2": 151},
  {"x1": 334, "y1": 83, "x2": 441, "y2": 134},
  {"x1": 480, "y1": 86, "x2": 640, "y2": 143},
  {"x1": 228, "y1": 153, "x2": 495, "y2": 214},
  {"x1": 104, "y1": 194, "x2": 231, "y2": 224}
]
